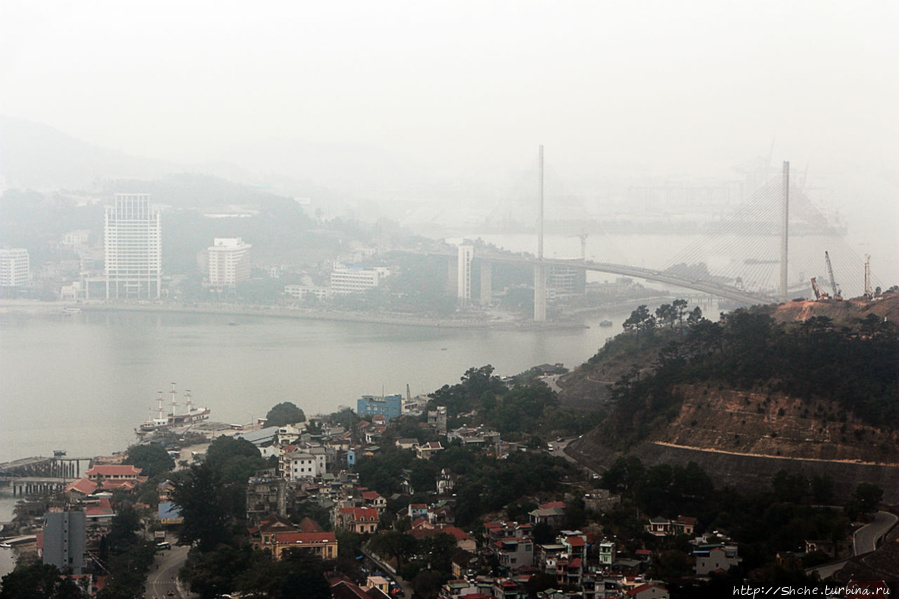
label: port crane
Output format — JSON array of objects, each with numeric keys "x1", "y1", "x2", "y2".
[{"x1": 824, "y1": 251, "x2": 842, "y2": 300}]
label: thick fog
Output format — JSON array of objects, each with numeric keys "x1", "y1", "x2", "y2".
[{"x1": 1, "y1": 1, "x2": 897, "y2": 278}]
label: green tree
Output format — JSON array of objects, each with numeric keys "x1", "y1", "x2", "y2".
[
  {"x1": 124, "y1": 443, "x2": 174, "y2": 478},
  {"x1": 369, "y1": 531, "x2": 418, "y2": 568},
  {"x1": 264, "y1": 401, "x2": 306, "y2": 427},
  {"x1": 172, "y1": 462, "x2": 234, "y2": 551},
  {"x1": 181, "y1": 544, "x2": 253, "y2": 599},
  {"x1": 810, "y1": 474, "x2": 835, "y2": 505},
  {"x1": 772, "y1": 470, "x2": 808, "y2": 504},
  {"x1": 623, "y1": 305, "x2": 656, "y2": 333},
  {"x1": 236, "y1": 549, "x2": 331, "y2": 599},
  {"x1": 0, "y1": 563, "x2": 83, "y2": 599},
  {"x1": 849, "y1": 482, "x2": 884, "y2": 516}
]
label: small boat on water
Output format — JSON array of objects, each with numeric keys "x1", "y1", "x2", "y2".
[
  {"x1": 599, "y1": 320, "x2": 613, "y2": 327},
  {"x1": 53, "y1": 449, "x2": 67, "y2": 457}
]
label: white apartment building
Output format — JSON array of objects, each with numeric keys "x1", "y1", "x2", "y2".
[
  {"x1": 0, "y1": 248, "x2": 30, "y2": 287},
  {"x1": 330, "y1": 264, "x2": 389, "y2": 294},
  {"x1": 104, "y1": 194, "x2": 162, "y2": 299},
  {"x1": 283, "y1": 452, "x2": 323, "y2": 481},
  {"x1": 208, "y1": 237, "x2": 252, "y2": 287}
]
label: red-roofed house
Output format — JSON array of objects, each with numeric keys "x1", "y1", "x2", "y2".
[
  {"x1": 561, "y1": 533, "x2": 587, "y2": 559},
  {"x1": 85, "y1": 465, "x2": 142, "y2": 481},
  {"x1": 626, "y1": 583, "x2": 669, "y2": 599},
  {"x1": 673, "y1": 516, "x2": 697, "y2": 536},
  {"x1": 336, "y1": 507, "x2": 379, "y2": 534},
  {"x1": 65, "y1": 478, "x2": 100, "y2": 499},
  {"x1": 361, "y1": 491, "x2": 387, "y2": 513},
  {"x1": 85, "y1": 497, "x2": 115, "y2": 525}
]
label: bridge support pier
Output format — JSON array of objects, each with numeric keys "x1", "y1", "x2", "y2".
[
  {"x1": 480, "y1": 262, "x2": 492, "y2": 305},
  {"x1": 534, "y1": 263, "x2": 546, "y2": 322}
]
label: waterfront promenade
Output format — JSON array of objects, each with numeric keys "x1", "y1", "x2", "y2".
[{"x1": 0, "y1": 298, "x2": 601, "y2": 330}]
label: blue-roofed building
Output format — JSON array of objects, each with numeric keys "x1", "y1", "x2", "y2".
[{"x1": 356, "y1": 394, "x2": 402, "y2": 422}]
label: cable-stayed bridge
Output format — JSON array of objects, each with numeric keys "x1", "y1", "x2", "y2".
[{"x1": 450, "y1": 162, "x2": 879, "y2": 320}]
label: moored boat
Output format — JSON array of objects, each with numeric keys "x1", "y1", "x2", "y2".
[{"x1": 136, "y1": 384, "x2": 210, "y2": 434}]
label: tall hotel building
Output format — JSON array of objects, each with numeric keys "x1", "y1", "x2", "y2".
[
  {"x1": 208, "y1": 237, "x2": 252, "y2": 287},
  {"x1": 104, "y1": 193, "x2": 162, "y2": 299}
]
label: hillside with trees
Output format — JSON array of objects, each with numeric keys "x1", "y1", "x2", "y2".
[{"x1": 564, "y1": 295, "x2": 899, "y2": 499}]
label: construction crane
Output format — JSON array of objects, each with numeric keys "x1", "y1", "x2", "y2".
[
  {"x1": 824, "y1": 251, "x2": 842, "y2": 299},
  {"x1": 566, "y1": 231, "x2": 589, "y2": 261}
]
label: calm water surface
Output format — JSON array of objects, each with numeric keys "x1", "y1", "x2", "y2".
[{"x1": 0, "y1": 309, "x2": 635, "y2": 464}]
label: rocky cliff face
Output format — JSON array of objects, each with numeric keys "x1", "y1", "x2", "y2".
[{"x1": 651, "y1": 385, "x2": 899, "y2": 464}]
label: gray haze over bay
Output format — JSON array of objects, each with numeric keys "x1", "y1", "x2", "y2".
[{"x1": 1, "y1": 1, "x2": 897, "y2": 278}]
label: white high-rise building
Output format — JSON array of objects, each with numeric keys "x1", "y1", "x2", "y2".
[
  {"x1": 0, "y1": 248, "x2": 30, "y2": 287},
  {"x1": 105, "y1": 193, "x2": 162, "y2": 299},
  {"x1": 208, "y1": 237, "x2": 252, "y2": 287},
  {"x1": 457, "y1": 244, "x2": 474, "y2": 304}
]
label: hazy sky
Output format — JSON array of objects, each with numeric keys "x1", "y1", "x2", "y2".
[
  {"x1": 1, "y1": 1, "x2": 897, "y2": 273},
  {"x1": 2, "y1": 1, "x2": 896, "y2": 171}
]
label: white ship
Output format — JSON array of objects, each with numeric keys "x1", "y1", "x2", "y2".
[{"x1": 137, "y1": 384, "x2": 210, "y2": 434}]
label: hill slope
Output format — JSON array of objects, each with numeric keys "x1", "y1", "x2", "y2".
[{"x1": 562, "y1": 294, "x2": 899, "y2": 501}]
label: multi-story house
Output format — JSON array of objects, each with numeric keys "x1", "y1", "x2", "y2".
[
  {"x1": 335, "y1": 507, "x2": 379, "y2": 534},
  {"x1": 693, "y1": 544, "x2": 741, "y2": 576},
  {"x1": 356, "y1": 394, "x2": 402, "y2": 422},
  {"x1": 494, "y1": 537, "x2": 534, "y2": 572}
]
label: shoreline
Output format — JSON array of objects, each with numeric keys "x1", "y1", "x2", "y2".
[{"x1": 0, "y1": 299, "x2": 636, "y2": 331}]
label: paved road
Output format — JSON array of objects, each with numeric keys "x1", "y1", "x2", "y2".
[
  {"x1": 145, "y1": 542, "x2": 192, "y2": 599},
  {"x1": 807, "y1": 510, "x2": 898, "y2": 580},
  {"x1": 362, "y1": 544, "x2": 411, "y2": 598},
  {"x1": 853, "y1": 510, "x2": 898, "y2": 555}
]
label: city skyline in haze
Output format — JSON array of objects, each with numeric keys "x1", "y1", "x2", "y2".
[{"x1": 1, "y1": 1, "x2": 896, "y2": 279}]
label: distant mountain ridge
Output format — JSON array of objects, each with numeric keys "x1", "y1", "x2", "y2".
[{"x1": 0, "y1": 116, "x2": 454, "y2": 215}]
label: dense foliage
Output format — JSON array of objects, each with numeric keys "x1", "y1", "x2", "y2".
[
  {"x1": 95, "y1": 505, "x2": 157, "y2": 598},
  {"x1": 357, "y1": 441, "x2": 576, "y2": 527},
  {"x1": 598, "y1": 457, "x2": 861, "y2": 577},
  {"x1": 0, "y1": 563, "x2": 83, "y2": 599},
  {"x1": 600, "y1": 304, "x2": 899, "y2": 448},
  {"x1": 123, "y1": 442, "x2": 174, "y2": 478},
  {"x1": 172, "y1": 436, "x2": 265, "y2": 551},
  {"x1": 263, "y1": 401, "x2": 306, "y2": 428},
  {"x1": 181, "y1": 545, "x2": 331, "y2": 599}
]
